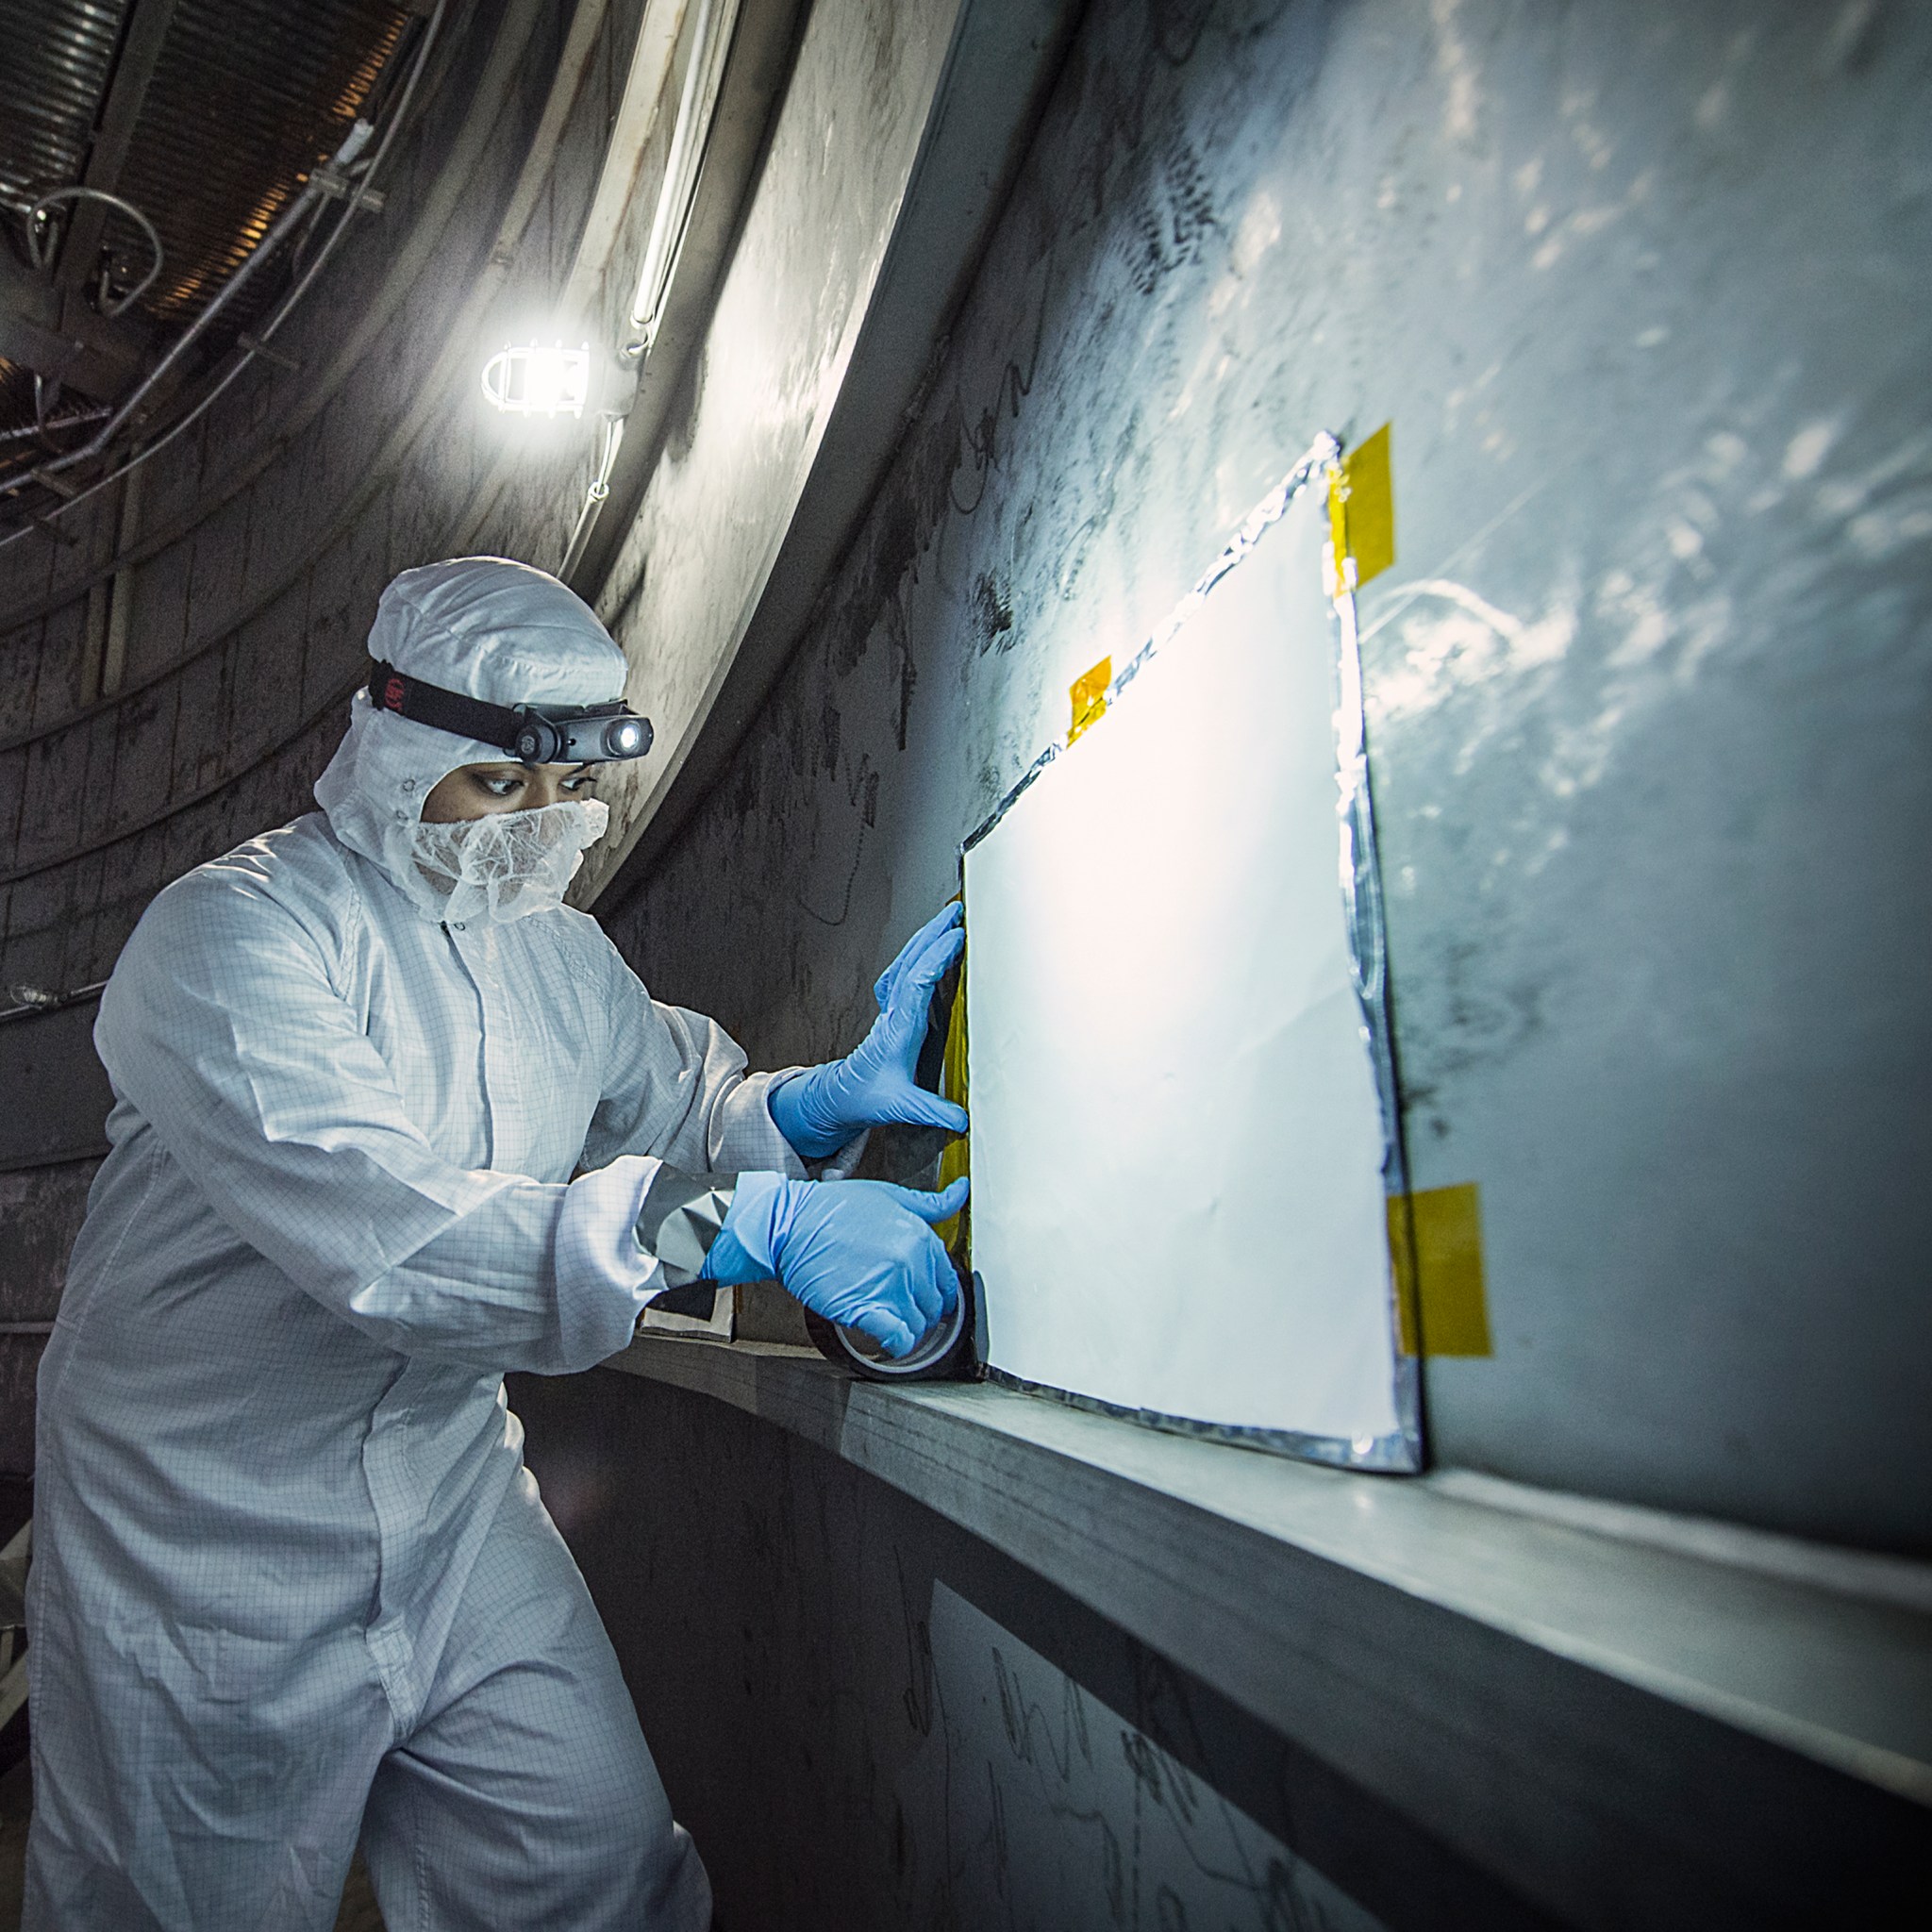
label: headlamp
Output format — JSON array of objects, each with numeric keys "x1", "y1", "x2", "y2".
[
  {"x1": 508, "y1": 703, "x2": 651, "y2": 766},
  {"x1": 369, "y1": 662, "x2": 654, "y2": 767}
]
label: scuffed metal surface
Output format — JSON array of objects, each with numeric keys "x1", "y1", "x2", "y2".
[
  {"x1": 604, "y1": 0, "x2": 1932, "y2": 1548},
  {"x1": 0, "y1": 1155, "x2": 96, "y2": 1476},
  {"x1": 0, "y1": 998, "x2": 112, "y2": 1169},
  {"x1": 0, "y1": 1157, "x2": 95, "y2": 1324}
]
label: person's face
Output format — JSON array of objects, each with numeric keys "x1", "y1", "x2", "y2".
[{"x1": 419, "y1": 761, "x2": 598, "y2": 823}]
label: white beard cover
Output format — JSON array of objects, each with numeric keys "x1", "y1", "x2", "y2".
[{"x1": 409, "y1": 797, "x2": 611, "y2": 924}]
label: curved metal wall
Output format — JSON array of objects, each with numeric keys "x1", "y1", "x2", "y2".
[{"x1": 599, "y1": 0, "x2": 1932, "y2": 1551}]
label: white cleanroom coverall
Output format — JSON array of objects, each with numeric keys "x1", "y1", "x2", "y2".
[{"x1": 26, "y1": 559, "x2": 796, "y2": 1930}]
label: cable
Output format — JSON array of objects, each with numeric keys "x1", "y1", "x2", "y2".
[
  {"x1": 0, "y1": 0, "x2": 446, "y2": 551},
  {"x1": 0, "y1": 979, "x2": 107, "y2": 1025},
  {"x1": 240, "y1": 2, "x2": 443, "y2": 358},
  {"x1": 25, "y1": 187, "x2": 164, "y2": 316},
  {"x1": 32, "y1": 173, "x2": 335, "y2": 481},
  {"x1": 558, "y1": 410, "x2": 625, "y2": 581}
]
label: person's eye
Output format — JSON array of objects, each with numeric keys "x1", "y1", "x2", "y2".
[
  {"x1": 478, "y1": 774, "x2": 523, "y2": 800},
  {"x1": 563, "y1": 772, "x2": 596, "y2": 791}
]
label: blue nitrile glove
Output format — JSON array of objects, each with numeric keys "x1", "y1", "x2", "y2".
[
  {"x1": 701, "y1": 1173, "x2": 969, "y2": 1357},
  {"x1": 768, "y1": 904, "x2": 970, "y2": 1160}
]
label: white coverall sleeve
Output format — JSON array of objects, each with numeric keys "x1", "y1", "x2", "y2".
[
  {"x1": 581, "y1": 939, "x2": 811, "y2": 1179},
  {"x1": 96, "y1": 872, "x2": 666, "y2": 1374}
]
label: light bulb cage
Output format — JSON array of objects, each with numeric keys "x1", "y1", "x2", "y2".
[{"x1": 480, "y1": 341, "x2": 591, "y2": 418}]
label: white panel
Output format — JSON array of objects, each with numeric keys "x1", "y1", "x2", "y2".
[{"x1": 964, "y1": 484, "x2": 1398, "y2": 1443}]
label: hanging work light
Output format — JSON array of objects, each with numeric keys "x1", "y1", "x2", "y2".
[{"x1": 480, "y1": 341, "x2": 591, "y2": 418}]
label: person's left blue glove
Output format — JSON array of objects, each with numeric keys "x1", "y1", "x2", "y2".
[
  {"x1": 768, "y1": 903, "x2": 969, "y2": 1160},
  {"x1": 700, "y1": 1173, "x2": 967, "y2": 1357}
]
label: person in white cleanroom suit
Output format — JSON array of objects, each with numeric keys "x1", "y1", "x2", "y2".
[{"x1": 24, "y1": 558, "x2": 969, "y2": 1931}]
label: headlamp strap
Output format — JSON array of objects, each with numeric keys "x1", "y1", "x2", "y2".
[
  {"x1": 367, "y1": 662, "x2": 635, "y2": 759},
  {"x1": 368, "y1": 662, "x2": 521, "y2": 752}
]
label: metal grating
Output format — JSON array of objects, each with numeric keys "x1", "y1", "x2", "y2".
[
  {"x1": 0, "y1": 0, "x2": 130, "y2": 218},
  {"x1": 116, "y1": 0, "x2": 409, "y2": 319},
  {"x1": 0, "y1": 0, "x2": 414, "y2": 442}
]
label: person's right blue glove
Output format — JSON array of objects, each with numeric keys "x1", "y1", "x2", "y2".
[{"x1": 700, "y1": 1173, "x2": 968, "y2": 1358}]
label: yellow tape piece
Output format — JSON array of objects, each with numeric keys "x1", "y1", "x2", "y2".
[
  {"x1": 933, "y1": 908, "x2": 970, "y2": 1255},
  {"x1": 1326, "y1": 422, "x2": 1397, "y2": 597},
  {"x1": 1068, "y1": 656, "x2": 1111, "y2": 744},
  {"x1": 1388, "y1": 1181, "x2": 1492, "y2": 1357}
]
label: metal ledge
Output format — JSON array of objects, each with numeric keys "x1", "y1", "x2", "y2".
[{"x1": 604, "y1": 1334, "x2": 1931, "y2": 1927}]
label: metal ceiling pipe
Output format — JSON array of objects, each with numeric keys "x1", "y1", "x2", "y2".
[
  {"x1": 6, "y1": 0, "x2": 446, "y2": 533},
  {"x1": 31, "y1": 119, "x2": 376, "y2": 482},
  {"x1": 625, "y1": 0, "x2": 741, "y2": 358}
]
